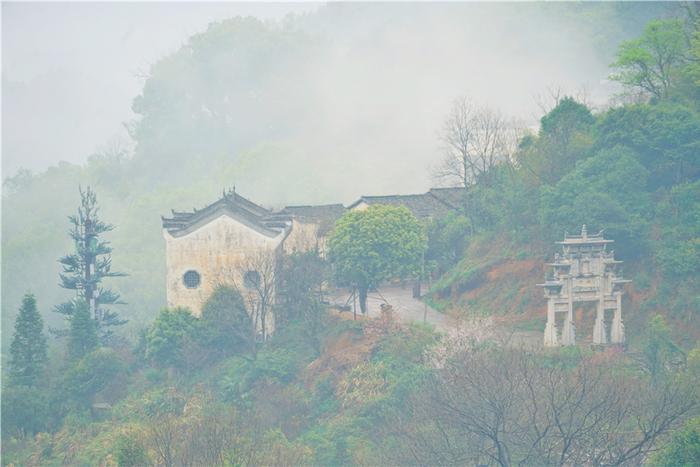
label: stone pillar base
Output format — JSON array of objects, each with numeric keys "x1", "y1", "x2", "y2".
[
  {"x1": 561, "y1": 319, "x2": 576, "y2": 346},
  {"x1": 611, "y1": 317, "x2": 625, "y2": 344},
  {"x1": 544, "y1": 320, "x2": 559, "y2": 347},
  {"x1": 593, "y1": 316, "x2": 607, "y2": 345}
]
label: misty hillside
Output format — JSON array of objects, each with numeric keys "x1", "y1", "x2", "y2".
[
  {"x1": 1, "y1": 2, "x2": 674, "y2": 342},
  {"x1": 3, "y1": 3, "x2": 700, "y2": 466}
]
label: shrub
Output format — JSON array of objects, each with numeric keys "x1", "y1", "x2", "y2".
[
  {"x1": 200, "y1": 286, "x2": 255, "y2": 356},
  {"x1": 114, "y1": 431, "x2": 150, "y2": 467},
  {"x1": 64, "y1": 348, "x2": 125, "y2": 407},
  {"x1": 1, "y1": 385, "x2": 51, "y2": 438},
  {"x1": 145, "y1": 307, "x2": 198, "y2": 368},
  {"x1": 651, "y1": 417, "x2": 700, "y2": 467}
]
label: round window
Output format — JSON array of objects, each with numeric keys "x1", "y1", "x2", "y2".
[{"x1": 183, "y1": 270, "x2": 201, "y2": 289}]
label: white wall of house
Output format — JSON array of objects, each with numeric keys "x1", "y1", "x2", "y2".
[{"x1": 163, "y1": 213, "x2": 284, "y2": 333}]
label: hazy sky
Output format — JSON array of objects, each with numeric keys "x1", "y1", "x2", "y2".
[
  {"x1": 2, "y1": 2, "x2": 652, "y2": 187},
  {"x1": 2, "y1": 2, "x2": 320, "y2": 176}
]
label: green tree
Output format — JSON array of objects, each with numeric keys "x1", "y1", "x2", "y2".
[
  {"x1": 67, "y1": 299, "x2": 99, "y2": 362},
  {"x1": 130, "y1": 16, "x2": 315, "y2": 178},
  {"x1": 539, "y1": 146, "x2": 652, "y2": 258},
  {"x1": 200, "y1": 286, "x2": 255, "y2": 357},
  {"x1": 520, "y1": 97, "x2": 595, "y2": 185},
  {"x1": 64, "y1": 348, "x2": 124, "y2": 409},
  {"x1": 652, "y1": 417, "x2": 700, "y2": 466},
  {"x1": 641, "y1": 314, "x2": 683, "y2": 380},
  {"x1": 655, "y1": 180, "x2": 700, "y2": 277},
  {"x1": 1, "y1": 385, "x2": 50, "y2": 438},
  {"x1": 328, "y1": 205, "x2": 427, "y2": 315},
  {"x1": 611, "y1": 18, "x2": 689, "y2": 99},
  {"x1": 55, "y1": 186, "x2": 126, "y2": 343},
  {"x1": 277, "y1": 251, "x2": 329, "y2": 351},
  {"x1": 594, "y1": 103, "x2": 700, "y2": 186},
  {"x1": 9, "y1": 293, "x2": 48, "y2": 387},
  {"x1": 425, "y1": 212, "x2": 470, "y2": 274},
  {"x1": 145, "y1": 307, "x2": 198, "y2": 368},
  {"x1": 114, "y1": 431, "x2": 150, "y2": 467},
  {"x1": 687, "y1": 17, "x2": 700, "y2": 86}
]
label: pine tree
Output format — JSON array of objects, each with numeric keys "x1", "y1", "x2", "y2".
[
  {"x1": 54, "y1": 186, "x2": 126, "y2": 343},
  {"x1": 67, "y1": 300, "x2": 99, "y2": 362},
  {"x1": 9, "y1": 294, "x2": 48, "y2": 387}
]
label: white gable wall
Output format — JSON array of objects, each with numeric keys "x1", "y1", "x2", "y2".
[{"x1": 163, "y1": 214, "x2": 284, "y2": 328}]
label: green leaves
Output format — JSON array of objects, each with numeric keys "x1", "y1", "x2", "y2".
[
  {"x1": 9, "y1": 293, "x2": 48, "y2": 387},
  {"x1": 595, "y1": 103, "x2": 700, "y2": 186},
  {"x1": 64, "y1": 348, "x2": 124, "y2": 404},
  {"x1": 651, "y1": 417, "x2": 700, "y2": 467},
  {"x1": 55, "y1": 186, "x2": 127, "y2": 342},
  {"x1": 67, "y1": 300, "x2": 99, "y2": 362},
  {"x1": 200, "y1": 286, "x2": 255, "y2": 356},
  {"x1": 144, "y1": 307, "x2": 198, "y2": 368},
  {"x1": 539, "y1": 146, "x2": 652, "y2": 258},
  {"x1": 328, "y1": 205, "x2": 428, "y2": 289},
  {"x1": 611, "y1": 19, "x2": 689, "y2": 98},
  {"x1": 655, "y1": 180, "x2": 700, "y2": 277}
]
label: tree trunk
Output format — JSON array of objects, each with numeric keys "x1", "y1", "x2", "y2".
[
  {"x1": 412, "y1": 280, "x2": 421, "y2": 298},
  {"x1": 359, "y1": 286, "x2": 368, "y2": 314}
]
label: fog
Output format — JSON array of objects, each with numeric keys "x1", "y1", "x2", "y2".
[
  {"x1": 4, "y1": 5, "x2": 699, "y2": 461},
  {"x1": 2, "y1": 2, "x2": 319, "y2": 175},
  {"x1": 1, "y1": 2, "x2": 672, "y2": 339},
  {"x1": 3, "y1": 2, "x2": 667, "y2": 201}
]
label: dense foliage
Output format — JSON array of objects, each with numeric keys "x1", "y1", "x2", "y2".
[
  {"x1": 200, "y1": 286, "x2": 256, "y2": 357},
  {"x1": 611, "y1": 18, "x2": 690, "y2": 100},
  {"x1": 144, "y1": 307, "x2": 199, "y2": 369},
  {"x1": 8, "y1": 294, "x2": 48, "y2": 387},
  {"x1": 424, "y1": 7, "x2": 700, "y2": 336},
  {"x1": 66, "y1": 299, "x2": 99, "y2": 362},
  {"x1": 328, "y1": 205, "x2": 427, "y2": 313}
]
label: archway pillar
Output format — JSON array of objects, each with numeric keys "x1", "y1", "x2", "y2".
[
  {"x1": 543, "y1": 298, "x2": 559, "y2": 347},
  {"x1": 611, "y1": 292, "x2": 625, "y2": 344},
  {"x1": 561, "y1": 285, "x2": 576, "y2": 346},
  {"x1": 593, "y1": 292, "x2": 607, "y2": 345}
]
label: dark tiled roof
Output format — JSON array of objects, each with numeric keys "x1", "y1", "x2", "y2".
[
  {"x1": 348, "y1": 191, "x2": 456, "y2": 220},
  {"x1": 280, "y1": 204, "x2": 346, "y2": 236},
  {"x1": 428, "y1": 187, "x2": 465, "y2": 210},
  {"x1": 162, "y1": 190, "x2": 289, "y2": 238},
  {"x1": 281, "y1": 204, "x2": 346, "y2": 222},
  {"x1": 163, "y1": 187, "x2": 462, "y2": 238}
]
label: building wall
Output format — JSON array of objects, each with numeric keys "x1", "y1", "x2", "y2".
[
  {"x1": 351, "y1": 201, "x2": 369, "y2": 212},
  {"x1": 282, "y1": 219, "x2": 329, "y2": 256},
  {"x1": 163, "y1": 214, "x2": 284, "y2": 331}
]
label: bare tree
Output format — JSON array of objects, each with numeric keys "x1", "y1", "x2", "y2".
[
  {"x1": 146, "y1": 391, "x2": 243, "y2": 467},
  {"x1": 239, "y1": 248, "x2": 278, "y2": 342},
  {"x1": 379, "y1": 344, "x2": 698, "y2": 467},
  {"x1": 436, "y1": 97, "x2": 516, "y2": 189},
  {"x1": 149, "y1": 413, "x2": 179, "y2": 467},
  {"x1": 434, "y1": 97, "x2": 519, "y2": 232},
  {"x1": 206, "y1": 248, "x2": 278, "y2": 343}
]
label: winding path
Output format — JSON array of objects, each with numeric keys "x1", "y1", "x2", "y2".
[{"x1": 327, "y1": 284, "x2": 453, "y2": 332}]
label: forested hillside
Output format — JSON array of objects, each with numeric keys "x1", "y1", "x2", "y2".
[
  {"x1": 1, "y1": 2, "x2": 673, "y2": 346},
  {"x1": 417, "y1": 5, "x2": 700, "y2": 349},
  {"x1": 3, "y1": 3, "x2": 700, "y2": 466}
]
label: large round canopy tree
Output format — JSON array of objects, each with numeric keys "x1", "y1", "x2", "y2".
[{"x1": 328, "y1": 205, "x2": 427, "y2": 315}]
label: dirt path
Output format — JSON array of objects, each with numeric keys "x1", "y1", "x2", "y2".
[{"x1": 327, "y1": 284, "x2": 454, "y2": 332}]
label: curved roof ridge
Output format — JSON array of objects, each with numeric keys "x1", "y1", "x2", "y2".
[{"x1": 163, "y1": 190, "x2": 280, "y2": 237}]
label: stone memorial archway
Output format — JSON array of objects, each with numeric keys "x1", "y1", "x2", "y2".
[{"x1": 538, "y1": 225, "x2": 630, "y2": 347}]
